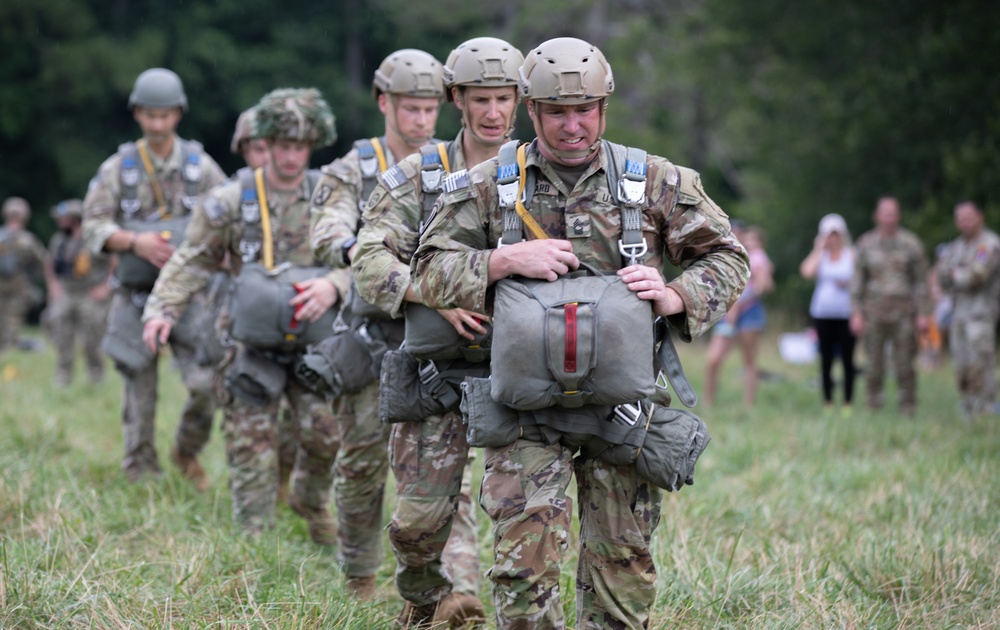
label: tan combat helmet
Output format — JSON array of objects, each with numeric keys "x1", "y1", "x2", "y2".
[
  {"x1": 2, "y1": 196, "x2": 30, "y2": 222},
  {"x1": 255, "y1": 87, "x2": 337, "y2": 149},
  {"x1": 518, "y1": 37, "x2": 614, "y2": 161},
  {"x1": 372, "y1": 49, "x2": 445, "y2": 100},
  {"x1": 129, "y1": 68, "x2": 188, "y2": 111},
  {"x1": 51, "y1": 199, "x2": 84, "y2": 220},
  {"x1": 443, "y1": 37, "x2": 524, "y2": 101},
  {"x1": 231, "y1": 106, "x2": 259, "y2": 154}
]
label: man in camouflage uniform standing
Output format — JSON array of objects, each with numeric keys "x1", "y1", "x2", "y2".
[
  {"x1": 143, "y1": 88, "x2": 345, "y2": 541},
  {"x1": 937, "y1": 201, "x2": 1000, "y2": 420},
  {"x1": 310, "y1": 48, "x2": 444, "y2": 600},
  {"x1": 83, "y1": 68, "x2": 227, "y2": 484},
  {"x1": 353, "y1": 37, "x2": 524, "y2": 626},
  {"x1": 850, "y1": 196, "x2": 931, "y2": 415},
  {"x1": 412, "y1": 38, "x2": 748, "y2": 629},
  {"x1": 0, "y1": 197, "x2": 47, "y2": 354},
  {"x1": 44, "y1": 199, "x2": 113, "y2": 386}
]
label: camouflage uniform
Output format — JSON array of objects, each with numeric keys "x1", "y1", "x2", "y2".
[
  {"x1": 412, "y1": 138, "x2": 748, "y2": 628},
  {"x1": 353, "y1": 130, "x2": 482, "y2": 606},
  {"x1": 309, "y1": 142, "x2": 400, "y2": 579},
  {"x1": 851, "y1": 227, "x2": 930, "y2": 411},
  {"x1": 0, "y1": 224, "x2": 46, "y2": 353},
  {"x1": 937, "y1": 228, "x2": 1000, "y2": 418},
  {"x1": 47, "y1": 227, "x2": 113, "y2": 384},
  {"x1": 144, "y1": 174, "x2": 349, "y2": 531},
  {"x1": 82, "y1": 139, "x2": 226, "y2": 476}
]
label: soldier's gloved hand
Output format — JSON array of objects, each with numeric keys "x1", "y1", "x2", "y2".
[
  {"x1": 437, "y1": 308, "x2": 490, "y2": 340},
  {"x1": 133, "y1": 232, "x2": 175, "y2": 268},
  {"x1": 142, "y1": 317, "x2": 173, "y2": 354},
  {"x1": 488, "y1": 239, "x2": 579, "y2": 283},
  {"x1": 290, "y1": 277, "x2": 338, "y2": 323},
  {"x1": 618, "y1": 264, "x2": 684, "y2": 317}
]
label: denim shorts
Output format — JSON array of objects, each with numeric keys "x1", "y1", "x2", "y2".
[{"x1": 714, "y1": 301, "x2": 767, "y2": 338}]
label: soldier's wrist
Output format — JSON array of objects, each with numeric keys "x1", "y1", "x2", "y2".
[{"x1": 128, "y1": 231, "x2": 138, "y2": 253}]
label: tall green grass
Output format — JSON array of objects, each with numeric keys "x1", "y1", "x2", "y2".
[{"x1": 1, "y1": 329, "x2": 997, "y2": 628}]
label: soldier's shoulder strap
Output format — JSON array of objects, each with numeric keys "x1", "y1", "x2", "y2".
[
  {"x1": 602, "y1": 141, "x2": 648, "y2": 266},
  {"x1": 416, "y1": 141, "x2": 455, "y2": 225},
  {"x1": 353, "y1": 136, "x2": 388, "y2": 212},
  {"x1": 116, "y1": 142, "x2": 142, "y2": 217},
  {"x1": 179, "y1": 139, "x2": 203, "y2": 211}
]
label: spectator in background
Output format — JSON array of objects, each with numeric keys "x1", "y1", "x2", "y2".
[
  {"x1": 800, "y1": 213, "x2": 856, "y2": 414},
  {"x1": 705, "y1": 224, "x2": 774, "y2": 406}
]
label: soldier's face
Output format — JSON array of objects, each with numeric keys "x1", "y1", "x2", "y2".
[
  {"x1": 530, "y1": 100, "x2": 603, "y2": 166},
  {"x1": 269, "y1": 139, "x2": 311, "y2": 182},
  {"x1": 954, "y1": 203, "x2": 983, "y2": 238},
  {"x1": 133, "y1": 107, "x2": 182, "y2": 144},
  {"x1": 242, "y1": 139, "x2": 271, "y2": 171},
  {"x1": 874, "y1": 200, "x2": 900, "y2": 231},
  {"x1": 382, "y1": 95, "x2": 440, "y2": 148},
  {"x1": 455, "y1": 86, "x2": 517, "y2": 146}
]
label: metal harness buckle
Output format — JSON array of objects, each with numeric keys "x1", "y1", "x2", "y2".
[
  {"x1": 359, "y1": 155, "x2": 379, "y2": 178},
  {"x1": 420, "y1": 168, "x2": 443, "y2": 194},
  {"x1": 612, "y1": 401, "x2": 644, "y2": 427},
  {"x1": 418, "y1": 360, "x2": 440, "y2": 386},
  {"x1": 617, "y1": 238, "x2": 648, "y2": 266},
  {"x1": 120, "y1": 198, "x2": 141, "y2": 215},
  {"x1": 122, "y1": 168, "x2": 141, "y2": 187}
]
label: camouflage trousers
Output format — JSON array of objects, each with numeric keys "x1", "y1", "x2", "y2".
[
  {"x1": 481, "y1": 437, "x2": 662, "y2": 630},
  {"x1": 332, "y1": 380, "x2": 390, "y2": 577},
  {"x1": 389, "y1": 410, "x2": 480, "y2": 606},
  {"x1": 0, "y1": 291, "x2": 27, "y2": 353},
  {"x1": 110, "y1": 293, "x2": 217, "y2": 476},
  {"x1": 48, "y1": 291, "x2": 110, "y2": 385},
  {"x1": 950, "y1": 313, "x2": 997, "y2": 419},
  {"x1": 222, "y1": 361, "x2": 341, "y2": 532},
  {"x1": 864, "y1": 315, "x2": 918, "y2": 410}
]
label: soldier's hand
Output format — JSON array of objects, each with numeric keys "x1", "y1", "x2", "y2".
[
  {"x1": 290, "y1": 277, "x2": 337, "y2": 323},
  {"x1": 134, "y1": 232, "x2": 175, "y2": 268},
  {"x1": 88, "y1": 283, "x2": 111, "y2": 302},
  {"x1": 618, "y1": 264, "x2": 684, "y2": 316},
  {"x1": 916, "y1": 314, "x2": 930, "y2": 333},
  {"x1": 488, "y1": 239, "x2": 579, "y2": 283},
  {"x1": 142, "y1": 317, "x2": 173, "y2": 354},
  {"x1": 437, "y1": 308, "x2": 489, "y2": 340},
  {"x1": 849, "y1": 312, "x2": 865, "y2": 336}
]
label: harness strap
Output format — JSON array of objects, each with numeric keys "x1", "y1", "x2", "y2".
[
  {"x1": 180, "y1": 140, "x2": 203, "y2": 211},
  {"x1": 136, "y1": 140, "x2": 168, "y2": 219},
  {"x1": 118, "y1": 143, "x2": 142, "y2": 216},
  {"x1": 355, "y1": 137, "x2": 389, "y2": 212},
  {"x1": 655, "y1": 318, "x2": 698, "y2": 407},
  {"x1": 498, "y1": 141, "x2": 546, "y2": 244},
  {"x1": 254, "y1": 168, "x2": 275, "y2": 270},
  {"x1": 418, "y1": 143, "x2": 452, "y2": 228}
]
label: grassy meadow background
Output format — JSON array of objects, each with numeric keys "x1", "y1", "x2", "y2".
[{"x1": 1, "y1": 327, "x2": 998, "y2": 628}]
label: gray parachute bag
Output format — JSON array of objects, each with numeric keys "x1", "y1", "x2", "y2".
[
  {"x1": 224, "y1": 346, "x2": 287, "y2": 406},
  {"x1": 116, "y1": 214, "x2": 192, "y2": 290},
  {"x1": 404, "y1": 303, "x2": 492, "y2": 362}
]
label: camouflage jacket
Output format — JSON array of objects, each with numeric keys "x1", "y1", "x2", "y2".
[
  {"x1": 850, "y1": 227, "x2": 931, "y2": 319},
  {"x1": 143, "y1": 169, "x2": 349, "y2": 324},
  {"x1": 48, "y1": 231, "x2": 112, "y2": 294},
  {"x1": 310, "y1": 140, "x2": 401, "y2": 268},
  {"x1": 411, "y1": 139, "x2": 749, "y2": 341},
  {"x1": 352, "y1": 131, "x2": 468, "y2": 316},
  {"x1": 0, "y1": 226, "x2": 46, "y2": 296},
  {"x1": 938, "y1": 228, "x2": 1000, "y2": 322},
  {"x1": 82, "y1": 135, "x2": 226, "y2": 255}
]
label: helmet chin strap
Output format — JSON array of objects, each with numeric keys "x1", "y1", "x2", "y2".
[{"x1": 529, "y1": 100, "x2": 605, "y2": 162}]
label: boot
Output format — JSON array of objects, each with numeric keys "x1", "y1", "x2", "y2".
[
  {"x1": 171, "y1": 446, "x2": 209, "y2": 491},
  {"x1": 394, "y1": 601, "x2": 438, "y2": 628},
  {"x1": 288, "y1": 494, "x2": 337, "y2": 546},
  {"x1": 432, "y1": 592, "x2": 487, "y2": 628},
  {"x1": 345, "y1": 575, "x2": 377, "y2": 601}
]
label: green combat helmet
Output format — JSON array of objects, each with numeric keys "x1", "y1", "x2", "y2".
[
  {"x1": 517, "y1": 37, "x2": 614, "y2": 160},
  {"x1": 2, "y1": 197, "x2": 30, "y2": 222},
  {"x1": 128, "y1": 68, "x2": 188, "y2": 111},
  {"x1": 372, "y1": 49, "x2": 445, "y2": 100},
  {"x1": 255, "y1": 88, "x2": 337, "y2": 149},
  {"x1": 443, "y1": 37, "x2": 523, "y2": 101},
  {"x1": 230, "y1": 106, "x2": 259, "y2": 154},
  {"x1": 51, "y1": 199, "x2": 83, "y2": 219}
]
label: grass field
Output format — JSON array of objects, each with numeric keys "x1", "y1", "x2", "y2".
[{"x1": 1, "y1": 328, "x2": 998, "y2": 628}]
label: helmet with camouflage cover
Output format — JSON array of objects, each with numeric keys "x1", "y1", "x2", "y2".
[
  {"x1": 2, "y1": 197, "x2": 30, "y2": 222},
  {"x1": 372, "y1": 49, "x2": 445, "y2": 100},
  {"x1": 51, "y1": 199, "x2": 83, "y2": 220},
  {"x1": 255, "y1": 88, "x2": 337, "y2": 148},
  {"x1": 443, "y1": 37, "x2": 524, "y2": 102},
  {"x1": 518, "y1": 37, "x2": 614, "y2": 105},
  {"x1": 128, "y1": 68, "x2": 188, "y2": 111},
  {"x1": 230, "y1": 106, "x2": 259, "y2": 154}
]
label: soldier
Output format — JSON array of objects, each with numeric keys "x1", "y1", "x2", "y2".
[
  {"x1": 937, "y1": 201, "x2": 1000, "y2": 420},
  {"x1": 142, "y1": 88, "x2": 346, "y2": 542},
  {"x1": 231, "y1": 106, "x2": 271, "y2": 171},
  {"x1": 82, "y1": 68, "x2": 228, "y2": 485},
  {"x1": 310, "y1": 49, "x2": 444, "y2": 600},
  {"x1": 352, "y1": 37, "x2": 524, "y2": 626},
  {"x1": 850, "y1": 196, "x2": 931, "y2": 415},
  {"x1": 0, "y1": 197, "x2": 47, "y2": 354},
  {"x1": 411, "y1": 37, "x2": 748, "y2": 629},
  {"x1": 44, "y1": 200, "x2": 113, "y2": 386}
]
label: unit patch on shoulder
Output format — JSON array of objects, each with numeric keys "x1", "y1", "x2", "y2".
[
  {"x1": 442, "y1": 169, "x2": 469, "y2": 194},
  {"x1": 312, "y1": 184, "x2": 333, "y2": 206},
  {"x1": 381, "y1": 165, "x2": 407, "y2": 190}
]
